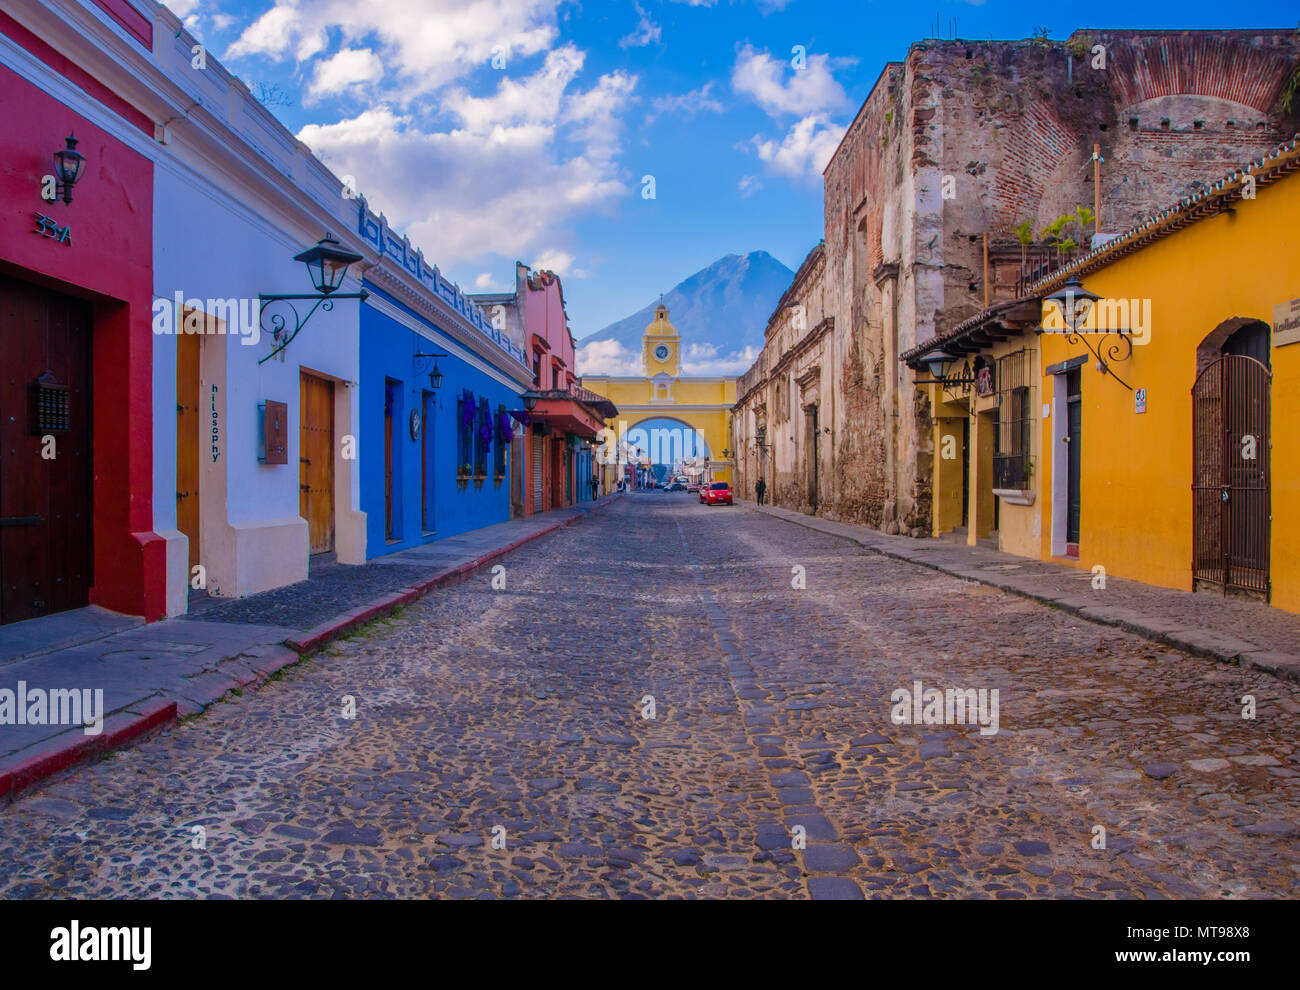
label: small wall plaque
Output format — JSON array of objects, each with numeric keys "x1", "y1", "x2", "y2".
[{"x1": 258, "y1": 400, "x2": 288, "y2": 464}]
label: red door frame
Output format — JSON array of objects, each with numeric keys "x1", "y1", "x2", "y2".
[{"x1": 0, "y1": 62, "x2": 163, "y2": 620}]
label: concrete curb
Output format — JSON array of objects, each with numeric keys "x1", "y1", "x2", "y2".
[
  {"x1": 0, "y1": 697, "x2": 177, "y2": 805},
  {"x1": 755, "y1": 504, "x2": 1300, "y2": 685},
  {"x1": 0, "y1": 498, "x2": 619, "y2": 805}
]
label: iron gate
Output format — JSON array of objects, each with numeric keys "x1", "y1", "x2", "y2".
[{"x1": 1192, "y1": 354, "x2": 1271, "y2": 597}]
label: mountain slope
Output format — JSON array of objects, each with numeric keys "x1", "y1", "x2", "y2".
[{"x1": 576, "y1": 251, "x2": 794, "y2": 375}]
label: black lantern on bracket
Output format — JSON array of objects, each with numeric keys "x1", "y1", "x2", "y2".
[
  {"x1": 912, "y1": 347, "x2": 976, "y2": 386},
  {"x1": 923, "y1": 347, "x2": 959, "y2": 380},
  {"x1": 1041, "y1": 275, "x2": 1135, "y2": 390},
  {"x1": 258, "y1": 233, "x2": 369, "y2": 365},
  {"x1": 414, "y1": 350, "x2": 449, "y2": 389},
  {"x1": 1042, "y1": 275, "x2": 1100, "y2": 332},
  {"x1": 52, "y1": 134, "x2": 86, "y2": 204},
  {"x1": 294, "y1": 233, "x2": 363, "y2": 295}
]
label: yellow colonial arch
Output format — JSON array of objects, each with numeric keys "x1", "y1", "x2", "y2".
[{"x1": 582, "y1": 304, "x2": 736, "y2": 484}]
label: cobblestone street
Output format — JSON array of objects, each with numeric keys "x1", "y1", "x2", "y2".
[{"x1": 1, "y1": 494, "x2": 1297, "y2": 899}]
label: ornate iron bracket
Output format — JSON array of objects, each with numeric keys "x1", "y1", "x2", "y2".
[
  {"x1": 1060, "y1": 330, "x2": 1135, "y2": 391},
  {"x1": 257, "y1": 291, "x2": 369, "y2": 365}
]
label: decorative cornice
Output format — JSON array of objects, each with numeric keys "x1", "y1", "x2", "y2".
[
  {"x1": 365, "y1": 267, "x2": 533, "y2": 388},
  {"x1": 354, "y1": 198, "x2": 527, "y2": 369}
]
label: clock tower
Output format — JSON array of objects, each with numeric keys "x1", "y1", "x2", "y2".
[{"x1": 642, "y1": 302, "x2": 681, "y2": 377}]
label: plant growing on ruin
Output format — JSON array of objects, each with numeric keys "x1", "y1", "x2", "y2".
[
  {"x1": 1039, "y1": 206, "x2": 1097, "y2": 264},
  {"x1": 1014, "y1": 220, "x2": 1034, "y2": 270},
  {"x1": 1066, "y1": 35, "x2": 1093, "y2": 61},
  {"x1": 1031, "y1": 27, "x2": 1051, "y2": 52}
]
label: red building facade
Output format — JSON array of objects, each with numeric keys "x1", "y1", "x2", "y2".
[{"x1": 0, "y1": 10, "x2": 163, "y2": 623}]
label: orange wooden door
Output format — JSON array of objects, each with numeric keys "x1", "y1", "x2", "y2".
[
  {"x1": 176, "y1": 330, "x2": 201, "y2": 571},
  {"x1": 299, "y1": 372, "x2": 335, "y2": 554}
]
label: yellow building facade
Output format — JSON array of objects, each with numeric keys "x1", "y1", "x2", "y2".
[
  {"x1": 582, "y1": 304, "x2": 737, "y2": 485},
  {"x1": 906, "y1": 138, "x2": 1300, "y2": 613}
]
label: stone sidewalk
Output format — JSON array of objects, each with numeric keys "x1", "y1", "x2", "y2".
[
  {"x1": 0, "y1": 495, "x2": 620, "y2": 802},
  {"x1": 749, "y1": 501, "x2": 1300, "y2": 684}
]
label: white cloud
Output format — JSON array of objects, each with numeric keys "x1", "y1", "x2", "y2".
[
  {"x1": 577, "y1": 339, "x2": 759, "y2": 376},
  {"x1": 307, "y1": 48, "x2": 383, "y2": 99},
  {"x1": 532, "y1": 249, "x2": 575, "y2": 275},
  {"x1": 684, "y1": 345, "x2": 759, "y2": 376},
  {"x1": 474, "y1": 272, "x2": 496, "y2": 289},
  {"x1": 732, "y1": 43, "x2": 850, "y2": 118},
  {"x1": 227, "y1": 0, "x2": 561, "y2": 96},
  {"x1": 299, "y1": 52, "x2": 636, "y2": 267},
  {"x1": 737, "y1": 174, "x2": 762, "y2": 197},
  {"x1": 648, "y1": 82, "x2": 724, "y2": 122},
  {"x1": 443, "y1": 45, "x2": 582, "y2": 131},
  {"x1": 619, "y1": 5, "x2": 662, "y2": 49},
  {"x1": 576, "y1": 339, "x2": 643, "y2": 376},
  {"x1": 751, "y1": 113, "x2": 846, "y2": 178}
]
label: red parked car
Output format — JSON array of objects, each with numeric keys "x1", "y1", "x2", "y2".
[{"x1": 703, "y1": 481, "x2": 733, "y2": 506}]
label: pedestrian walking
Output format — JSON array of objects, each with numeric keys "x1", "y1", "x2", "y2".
[{"x1": 756, "y1": 478, "x2": 766, "y2": 505}]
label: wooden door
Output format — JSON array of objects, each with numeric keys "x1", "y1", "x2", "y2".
[
  {"x1": 299, "y1": 372, "x2": 335, "y2": 554},
  {"x1": 0, "y1": 275, "x2": 93, "y2": 624},
  {"x1": 531, "y1": 434, "x2": 544, "y2": 512},
  {"x1": 176, "y1": 329, "x2": 201, "y2": 571},
  {"x1": 1066, "y1": 369, "x2": 1082, "y2": 547},
  {"x1": 384, "y1": 381, "x2": 394, "y2": 541},
  {"x1": 422, "y1": 391, "x2": 436, "y2": 532},
  {"x1": 806, "y1": 404, "x2": 819, "y2": 510}
]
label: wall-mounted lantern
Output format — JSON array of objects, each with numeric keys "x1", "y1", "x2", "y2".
[
  {"x1": 52, "y1": 135, "x2": 86, "y2": 204},
  {"x1": 258, "y1": 233, "x2": 368, "y2": 365},
  {"x1": 1041, "y1": 276, "x2": 1135, "y2": 390},
  {"x1": 414, "y1": 350, "x2": 449, "y2": 389},
  {"x1": 912, "y1": 347, "x2": 977, "y2": 387},
  {"x1": 1042, "y1": 275, "x2": 1100, "y2": 333}
]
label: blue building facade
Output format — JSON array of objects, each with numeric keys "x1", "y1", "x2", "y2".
[
  {"x1": 354, "y1": 200, "x2": 532, "y2": 557},
  {"x1": 359, "y1": 285, "x2": 529, "y2": 555}
]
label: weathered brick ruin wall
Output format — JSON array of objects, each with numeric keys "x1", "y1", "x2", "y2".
[
  {"x1": 817, "y1": 29, "x2": 1299, "y2": 536},
  {"x1": 822, "y1": 62, "x2": 911, "y2": 529},
  {"x1": 733, "y1": 244, "x2": 828, "y2": 509}
]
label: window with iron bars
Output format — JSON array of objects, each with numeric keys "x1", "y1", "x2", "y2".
[{"x1": 993, "y1": 348, "x2": 1034, "y2": 489}]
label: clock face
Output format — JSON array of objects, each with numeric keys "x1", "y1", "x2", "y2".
[{"x1": 653, "y1": 344, "x2": 670, "y2": 361}]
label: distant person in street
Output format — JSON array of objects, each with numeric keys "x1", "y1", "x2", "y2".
[
  {"x1": 756, "y1": 478, "x2": 767, "y2": 505},
  {"x1": 590, "y1": 478, "x2": 599, "y2": 500}
]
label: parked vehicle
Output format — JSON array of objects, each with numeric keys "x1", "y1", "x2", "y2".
[
  {"x1": 686, "y1": 482, "x2": 700, "y2": 493},
  {"x1": 704, "y1": 481, "x2": 733, "y2": 506},
  {"x1": 665, "y1": 481, "x2": 686, "y2": 491}
]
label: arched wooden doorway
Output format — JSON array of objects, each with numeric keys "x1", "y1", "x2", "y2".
[{"x1": 1191, "y1": 321, "x2": 1271, "y2": 599}]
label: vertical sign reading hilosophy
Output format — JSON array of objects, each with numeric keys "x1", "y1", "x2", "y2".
[{"x1": 210, "y1": 383, "x2": 220, "y2": 462}]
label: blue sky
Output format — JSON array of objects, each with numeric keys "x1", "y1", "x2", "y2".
[{"x1": 171, "y1": 0, "x2": 1292, "y2": 369}]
